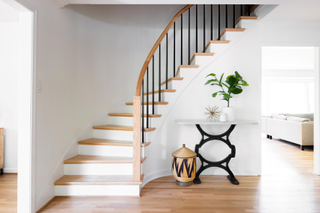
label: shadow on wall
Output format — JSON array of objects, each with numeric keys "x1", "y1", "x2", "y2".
[{"x1": 66, "y1": 5, "x2": 183, "y2": 28}]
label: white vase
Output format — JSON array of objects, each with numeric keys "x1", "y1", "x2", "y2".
[
  {"x1": 219, "y1": 113, "x2": 227, "y2": 122},
  {"x1": 222, "y1": 107, "x2": 235, "y2": 121}
]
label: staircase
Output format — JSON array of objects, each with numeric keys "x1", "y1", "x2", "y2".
[{"x1": 54, "y1": 4, "x2": 259, "y2": 196}]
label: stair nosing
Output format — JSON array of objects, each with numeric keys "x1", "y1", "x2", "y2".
[
  {"x1": 205, "y1": 40, "x2": 230, "y2": 51},
  {"x1": 143, "y1": 89, "x2": 176, "y2": 96},
  {"x1": 189, "y1": 53, "x2": 214, "y2": 65},
  {"x1": 54, "y1": 175, "x2": 144, "y2": 185},
  {"x1": 108, "y1": 113, "x2": 162, "y2": 118},
  {"x1": 160, "y1": 77, "x2": 183, "y2": 86},
  {"x1": 78, "y1": 139, "x2": 151, "y2": 147}
]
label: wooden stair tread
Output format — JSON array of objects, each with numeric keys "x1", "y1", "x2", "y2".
[
  {"x1": 54, "y1": 175, "x2": 144, "y2": 185},
  {"x1": 220, "y1": 28, "x2": 245, "y2": 38},
  {"x1": 64, "y1": 155, "x2": 148, "y2": 164},
  {"x1": 205, "y1": 40, "x2": 230, "y2": 51},
  {"x1": 143, "y1": 89, "x2": 176, "y2": 95},
  {"x1": 78, "y1": 139, "x2": 151, "y2": 147},
  {"x1": 176, "y1": 65, "x2": 199, "y2": 76},
  {"x1": 78, "y1": 138, "x2": 132, "y2": 146},
  {"x1": 190, "y1": 53, "x2": 214, "y2": 64},
  {"x1": 108, "y1": 113, "x2": 161, "y2": 118},
  {"x1": 92, "y1": 124, "x2": 133, "y2": 131},
  {"x1": 92, "y1": 125, "x2": 156, "y2": 132},
  {"x1": 126, "y1": 102, "x2": 168, "y2": 106},
  {"x1": 64, "y1": 155, "x2": 133, "y2": 164},
  {"x1": 235, "y1": 16, "x2": 257, "y2": 28},
  {"x1": 239, "y1": 16, "x2": 257, "y2": 20},
  {"x1": 161, "y1": 77, "x2": 183, "y2": 86}
]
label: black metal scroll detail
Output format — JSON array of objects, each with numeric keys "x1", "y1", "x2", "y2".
[{"x1": 193, "y1": 124, "x2": 239, "y2": 185}]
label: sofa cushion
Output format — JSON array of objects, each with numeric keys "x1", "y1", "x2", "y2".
[
  {"x1": 287, "y1": 116, "x2": 311, "y2": 122},
  {"x1": 272, "y1": 114, "x2": 287, "y2": 120},
  {"x1": 284, "y1": 113, "x2": 314, "y2": 121}
]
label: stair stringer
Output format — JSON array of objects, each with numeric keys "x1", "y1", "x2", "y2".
[
  {"x1": 35, "y1": 96, "x2": 135, "y2": 204},
  {"x1": 141, "y1": 21, "x2": 263, "y2": 187}
]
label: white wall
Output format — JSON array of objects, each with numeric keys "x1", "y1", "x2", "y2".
[
  {"x1": 143, "y1": 23, "x2": 263, "y2": 182},
  {"x1": 0, "y1": 1, "x2": 20, "y2": 173}
]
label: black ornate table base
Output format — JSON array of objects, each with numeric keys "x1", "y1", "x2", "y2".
[{"x1": 193, "y1": 124, "x2": 239, "y2": 185}]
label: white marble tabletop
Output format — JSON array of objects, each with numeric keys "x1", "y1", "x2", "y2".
[{"x1": 174, "y1": 119, "x2": 258, "y2": 125}]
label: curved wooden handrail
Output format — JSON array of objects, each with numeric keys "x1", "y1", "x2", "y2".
[{"x1": 135, "y1": 4, "x2": 193, "y2": 96}]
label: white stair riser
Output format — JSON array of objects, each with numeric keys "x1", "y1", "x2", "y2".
[
  {"x1": 55, "y1": 185, "x2": 140, "y2": 196},
  {"x1": 78, "y1": 145, "x2": 133, "y2": 157},
  {"x1": 64, "y1": 164, "x2": 132, "y2": 175},
  {"x1": 221, "y1": 31, "x2": 244, "y2": 42},
  {"x1": 143, "y1": 92, "x2": 173, "y2": 102},
  {"x1": 109, "y1": 116, "x2": 156, "y2": 126},
  {"x1": 236, "y1": 19, "x2": 258, "y2": 29},
  {"x1": 161, "y1": 80, "x2": 183, "y2": 90},
  {"x1": 190, "y1": 56, "x2": 214, "y2": 66},
  {"x1": 93, "y1": 129, "x2": 133, "y2": 141},
  {"x1": 206, "y1": 43, "x2": 229, "y2": 54},
  {"x1": 126, "y1": 105, "x2": 164, "y2": 115},
  {"x1": 177, "y1": 68, "x2": 199, "y2": 78}
]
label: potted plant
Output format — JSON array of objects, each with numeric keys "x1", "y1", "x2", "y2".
[{"x1": 205, "y1": 71, "x2": 249, "y2": 121}]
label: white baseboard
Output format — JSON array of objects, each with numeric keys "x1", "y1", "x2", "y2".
[
  {"x1": 55, "y1": 185, "x2": 140, "y2": 196},
  {"x1": 3, "y1": 168, "x2": 18, "y2": 173}
]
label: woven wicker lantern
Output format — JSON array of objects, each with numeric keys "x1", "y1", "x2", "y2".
[{"x1": 172, "y1": 144, "x2": 197, "y2": 186}]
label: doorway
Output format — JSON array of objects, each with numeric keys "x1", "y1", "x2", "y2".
[{"x1": 261, "y1": 46, "x2": 318, "y2": 175}]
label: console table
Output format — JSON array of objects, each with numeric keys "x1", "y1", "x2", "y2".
[{"x1": 174, "y1": 119, "x2": 258, "y2": 185}]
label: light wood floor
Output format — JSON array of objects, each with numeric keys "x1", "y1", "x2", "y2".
[
  {"x1": 0, "y1": 173, "x2": 17, "y2": 213},
  {"x1": 2, "y1": 137, "x2": 320, "y2": 213}
]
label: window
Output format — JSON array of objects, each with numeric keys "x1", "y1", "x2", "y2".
[{"x1": 262, "y1": 79, "x2": 314, "y2": 114}]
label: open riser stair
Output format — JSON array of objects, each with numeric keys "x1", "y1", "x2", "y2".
[{"x1": 54, "y1": 4, "x2": 260, "y2": 197}]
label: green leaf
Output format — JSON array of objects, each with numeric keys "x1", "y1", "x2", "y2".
[
  {"x1": 206, "y1": 73, "x2": 216, "y2": 78},
  {"x1": 235, "y1": 71, "x2": 243, "y2": 80},
  {"x1": 223, "y1": 93, "x2": 231, "y2": 99},
  {"x1": 226, "y1": 75, "x2": 237, "y2": 87},
  {"x1": 205, "y1": 79, "x2": 217, "y2": 85},
  {"x1": 212, "y1": 92, "x2": 218, "y2": 97},
  {"x1": 222, "y1": 83, "x2": 230, "y2": 89},
  {"x1": 219, "y1": 73, "x2": 224, "y2": 85},
  {"x1": 230, "y1": 86, "x2": 243, "y2": 94}
]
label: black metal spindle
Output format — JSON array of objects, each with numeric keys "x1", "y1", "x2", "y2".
[
  {"x1": 173, "y1": 22, "x2": 176, "y2": 77},
  {"x1": 146, "y1": 67, "x2": 149, "y2": 128},
  {"x1": 241, "y1": 5, "x2": 243, "y2": 16},
  {"x1": 181, "y1": 14, "x2": 183, "y2": 65},
  {"x1": 152, "y1": 56, "x2": 155, "y2": 114},
  {"x1": 166, "y1": 33, "x2": 168, "y2": 89},
  {"x1": 196, "y1": 5, "x2": 198, "y2": 52},
  {"x1": 203, "y1": 4, "x2": 205, "y2": 52},
  {"x1": 142, "y1": 79, "x2": 144, "y2": 143},
  {"x1": 218, "y1": 5, "x2": 220, "y2": 40},
  {"x1": 159, "y1": 44, "x2": 161, "y2": 102},
  {"x1": 211, "y1": 5, "x2": 213, "y2": 40},
  {"x1": 188, "y1": 8, "x2": 190, "y2": 65},
  {"x1": 233, "y1": 5, "x2": 235, "y2": 28},
  {"x1": 226, "y1": 5, "x2": 228, "y2": 28}
]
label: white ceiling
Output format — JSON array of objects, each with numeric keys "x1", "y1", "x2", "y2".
[
  {"x1": 49, "y1": 0, "x2": 320, "y2": 23},
  {"x1": 262, "y1": 0, "x2": 320, "y2": 22},
  {"x1": 0, "y1": 0, "x2": 19, "y2": 22}
]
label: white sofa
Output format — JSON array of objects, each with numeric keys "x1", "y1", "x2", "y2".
[{"x1": 262, "y1": 113, "x2": 314, "y2": 150}]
